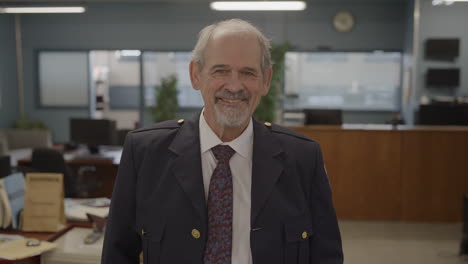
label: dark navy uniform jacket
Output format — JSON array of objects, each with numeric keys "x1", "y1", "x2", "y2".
[{"x1": 101, "y1": 114, "x2": 343, "y2": 264}]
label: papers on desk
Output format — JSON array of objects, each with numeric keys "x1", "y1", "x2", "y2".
[
  {"x1": 65, "y1": 198, "x2": 110, "y2": 221},
  {"x1": 0, "y1": 237, "x2": 57, "y2": 260},
  {"x1": 0, "y1": 234, "x2": 24, "y2": 244},
  {"x1": 5, "y1": 148, "x2": 32, "y2": 167},
  {"x1": 63, "y1": 146, "x2": 122, "y2": 164},
  {"x1": 41, "y1": 227, "x2": 103, "y2": 264}
]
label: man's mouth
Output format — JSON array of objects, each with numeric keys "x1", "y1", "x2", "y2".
[{"x1": 217, "y1": 98, "x2": 246, "y2": 105}]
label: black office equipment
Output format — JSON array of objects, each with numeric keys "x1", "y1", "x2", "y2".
[
  {"x1": 303, "y1": 109, "x2": 342, "y2": 125},
  {"x1": 426, "y1": 68, "x2": 460, "y2": 88},
  {"x1": 425, "y1": 38, "x2": 460, "y2": 60},
  {"x1": 418, "y1": 104, "x2": 468, "y2": 125},
  {"x1": 70, "y1": 118, "x2": 117, "y2": 153},
  {"x1": 0, "y1": 156, "x2": 11, "y2": 178}
]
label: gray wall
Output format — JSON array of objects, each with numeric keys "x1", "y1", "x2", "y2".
[
  {"x1": 0, "y1": 15, "x2": 18, "y2": 128},
  {"x1": 418, "y1": 1, "x2": 468, "y2": 102},
  {"x1": 4, "y1": 1, "x2": 407, "y2": 142}
]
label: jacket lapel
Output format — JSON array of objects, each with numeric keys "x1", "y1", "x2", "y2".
[
  {"x1": 251, "y1": 120, "x2": 284, "y2": 226},
  {"x1": 168, "y1": 115, "x2": 207, "y2": 225},
  {"x1": 166, "y1": 117, "x2": 284, "y2": 228}
]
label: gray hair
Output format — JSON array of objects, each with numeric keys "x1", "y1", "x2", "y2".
[{"x1": 191, "y1": 19, "x2": 272, "y2": 75}]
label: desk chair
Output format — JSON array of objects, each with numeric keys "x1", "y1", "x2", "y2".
[
  {"x1": 31, "y1": 148, "x2": 77, "y2": 198},
  {"x1": 0, "y1": 155, "x2": 11, "y2": 178},
  {"x1": 31, "y1": 148, "x2": 104, "y2": 198},
  {"x1": 116, "y1": 129, "x2": 131, "y2": 146}
]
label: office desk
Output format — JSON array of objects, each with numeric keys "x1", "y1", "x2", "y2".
[
  {"x1": 17, "y1": 156, "x2": 119, "y2": 198},
  {"x1": 69, "y1": 158, "x2": 118, "y2": 198},
  {"x1": 289, "y1": 125, "x2": 468, "y2": 222},
  {"x1": 0, "y1": 223, "x2": 91, "y2": 264}
]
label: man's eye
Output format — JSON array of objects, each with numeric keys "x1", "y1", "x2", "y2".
[
  {"x1": 215, "y1": 69, "x2": 228, "y2": 74},
  {"x1": 242, "y1": 71, "x2": 255, "y2": 76}
]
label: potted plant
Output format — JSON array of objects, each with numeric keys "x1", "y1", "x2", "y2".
[
  {"x1": 149, "y1": 75, "x2": 179, "y2": 122},
  {"x1": 254, "y1": 43, "x2": 289, "y2": 122},
  {"x1": 13, "y1": 115, "x2": 48, "y2": 130}
]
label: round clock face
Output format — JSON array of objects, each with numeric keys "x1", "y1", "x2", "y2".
[{"x1": 333, "y1": 11, "x2": 355, "y2": 32}]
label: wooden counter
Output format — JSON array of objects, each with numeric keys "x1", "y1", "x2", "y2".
[{"x1": 289, "y1": 125, "x2": 468, "y2": 222}]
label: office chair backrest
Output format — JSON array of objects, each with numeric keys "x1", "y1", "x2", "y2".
[
  {"x1": 0, "y1": 155, "x2": 11, "y2": 178},
  {"x1": 31, "y1": 148, "x2": 76, "y2": 197},
  {"x1": 116, "y1": 129, "x2": 132, "y2": 146}
]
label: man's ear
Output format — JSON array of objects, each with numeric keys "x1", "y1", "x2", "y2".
[
  {"x1": 261, "y1": 67, "x2": 273, "y2": 96},
  {"x1": 189, "y1": 61, "x2": 201, "y2": 91}
]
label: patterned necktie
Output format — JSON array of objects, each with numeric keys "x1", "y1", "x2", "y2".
[{"x1": 204, "y1": 145, "x2": 236, "y2": 264}]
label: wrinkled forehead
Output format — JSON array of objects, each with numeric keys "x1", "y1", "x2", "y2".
[{"x1": 205, "y1": 30, "x2": 262, "y2": 64}]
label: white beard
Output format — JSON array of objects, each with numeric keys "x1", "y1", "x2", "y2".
[
  {"x1": 213, "y1": 89, "x2": 251, "y2": 127},
  {"x1": 214, "y1": 103, "x2": 250, "y2": 127}
]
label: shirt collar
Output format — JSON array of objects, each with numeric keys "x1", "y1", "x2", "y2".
[{"x1": 199, "y1": 109, "x2": 253, "y2": 159}]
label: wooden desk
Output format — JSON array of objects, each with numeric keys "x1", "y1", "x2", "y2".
[
  {"x1": 290, "y1": 125, "x2": 468, "y2": 222},
  {"x1": 0, "y1": 222, "x2": 91, "y2": 264},
  {"x1": 66, "y1": 158, "x2": 118, "y2": 198},
  {"x1": 17, "y1": 157, "x2": 118, "y2": 198}
]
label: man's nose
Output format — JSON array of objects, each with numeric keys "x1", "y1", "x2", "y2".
[{"x1": 225, "y1": 72, "x2": 243, "y2": 92}]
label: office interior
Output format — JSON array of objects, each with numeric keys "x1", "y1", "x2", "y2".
[{"x1": 0, "y1": 0, "x2": 468, "y2": 263}]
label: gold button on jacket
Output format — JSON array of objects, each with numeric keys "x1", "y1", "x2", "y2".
[{"x1": 191, "y1": 229, "x2": 201, "y2": 239}]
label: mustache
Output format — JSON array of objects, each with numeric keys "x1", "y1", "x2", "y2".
[{"x1": 215, "y1": 90, "x2": 250, "y2": 101}]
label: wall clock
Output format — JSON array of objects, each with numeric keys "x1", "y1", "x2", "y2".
[{"x1": 333, "y1": 11, "x2": 355, "y2": 33}]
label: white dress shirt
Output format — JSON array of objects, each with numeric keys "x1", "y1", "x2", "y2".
[{"x1": 199, "y1": 111, "x2": 253, "y2": 264}]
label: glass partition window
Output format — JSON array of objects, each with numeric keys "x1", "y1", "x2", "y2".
[
  {"x1": 143, "y1": 52, "x2": 203, "y2": 108},
  {"x1": 38, "y1": 51, "x2": 89, "y2": 107},
  {"x1": 89, "y1": 50, "x2": 141, "y2": 130},
  {"x1": 284, "y1": 52, "x2": 402, "y2": 111}
]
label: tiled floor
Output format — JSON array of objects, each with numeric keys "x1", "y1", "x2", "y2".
[{"x1": 340, "y1": 220, "x2": 468, "y2": 264}]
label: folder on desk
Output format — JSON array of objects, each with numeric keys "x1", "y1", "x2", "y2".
[
  {"x1": 64, "y1": 198, "x2": 109, "y2": 221},
  {"x1": 22, "y1": 173, "x2": 65, "y2": 232},
  {"x1": 0, "y1": 238, "x2": 57, "y2": 260}
]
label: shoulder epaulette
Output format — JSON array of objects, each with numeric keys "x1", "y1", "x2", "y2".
[
  {"x1": 131, "y1": 119, "x2": 184, "y2": 134},
  {"x1": 263, "y1": 121, "x2": 313, "y2": 142}
]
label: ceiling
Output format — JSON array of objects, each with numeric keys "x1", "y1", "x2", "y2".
[{"x1": 0, "y1": 0, "x2": 408, "y2": 3}]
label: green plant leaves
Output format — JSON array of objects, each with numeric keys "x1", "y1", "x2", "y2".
[
  {"x1": 149, "y1": 75, "x2": 179, "y2": 122},
  {"x1": 254, "y1": 43, "x2": 289, "y2": 122}
]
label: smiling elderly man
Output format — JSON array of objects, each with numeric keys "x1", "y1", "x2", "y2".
[{"x1": 101, "y1": 19, "x2": 343, "y2": 264}]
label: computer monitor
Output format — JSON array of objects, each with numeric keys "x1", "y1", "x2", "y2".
[
  {"x1": 303, "y1": 109, "x2": 342, "y2": 125},
  {"x1": 425, "y1": 38, "x2": 460, "y2": 60},
  {"x1": 70, "y1": 118, "x2": 117, "y2": 153},
  {"x1": 426, "y1": 68, "x2": 460, "y2": 88}
]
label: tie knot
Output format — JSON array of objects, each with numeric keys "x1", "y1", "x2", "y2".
[{"x1": 211, "y1": 145, "x2": 235, "y2": 163}]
